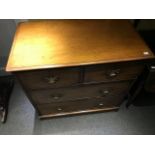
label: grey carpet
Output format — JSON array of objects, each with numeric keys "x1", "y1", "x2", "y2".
[
  {"x1": 0, "y1": 82, "x2": 35, "y2": 135},
  {"x1": 0, "y1": 82, "x2": 155, "y2": 135}
]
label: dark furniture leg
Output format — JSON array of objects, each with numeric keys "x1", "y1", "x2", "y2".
[
  {"x1": 0, "y1": 76, "x2": 14, "y2": 123},
  {"x1": 126, "y1": 66, "x2": 149, "y2": 107}
]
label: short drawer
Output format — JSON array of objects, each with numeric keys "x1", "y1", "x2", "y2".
[
  {"x1": 37, "y1": 96, "x2": 123, "y2": 117},
  {"x1": 84, "y1": 63, "x2": 144, "y2": 83},
  {"x1": 16, "y1": 67, "x2": 80, "y2": 90},
  {"x1": 30, "y1": 81, "x2": 132, "y2": 104}
]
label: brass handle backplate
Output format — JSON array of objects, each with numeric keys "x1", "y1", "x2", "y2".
[
  {"x1": 51, "y1": 94, "x2": 63, "y2": 100},
  {"x1": 99, "y1": 90, "x2": 109, "y2": 97},
  {"x1": 106, "y1": 69, "x2": 120, "y2": 78},
  {"x1": 98, "y1": 103, "x2": 104, "y2": 106},
  {"x1": 57, "y1": 108, "x2": 62, "y2": 111},
  {"x1": 44, "y1": 76, "x2": 59, "y2": 84}
]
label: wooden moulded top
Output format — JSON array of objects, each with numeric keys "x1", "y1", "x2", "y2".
[{"x1": 6, "y1": 20, "x2": 155, "y2": 72}]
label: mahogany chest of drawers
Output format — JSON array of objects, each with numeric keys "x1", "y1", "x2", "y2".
[{"x1": 6, "y1": 20, "x2": 155, "y2": 119}]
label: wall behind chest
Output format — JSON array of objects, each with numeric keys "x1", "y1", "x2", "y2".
[{"x1": 0, "y1": 20, "x2": 16, "y2": 58}]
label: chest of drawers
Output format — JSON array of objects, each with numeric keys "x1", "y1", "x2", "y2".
[{"x1": 6, "y1": 20, "x2": 155, "y2": 119}]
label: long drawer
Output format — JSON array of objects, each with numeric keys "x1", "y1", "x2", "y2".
[
  {"x1": 16, "y1": 67, "x2": 80, "y2": 90},
  {"x1": 84, "y1": 63, "x2": 144, "y2": 83},
  {"x1": 37, "y1": 96, "x2": 123, "y2": 117},
  {"x1": 30, "y1": 81, "x2": 132, "y2": 104}
]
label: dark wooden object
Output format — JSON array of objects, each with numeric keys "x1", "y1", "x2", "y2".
[
  {"x1": 6, "y1": 20, "x2": 155, "y2": 119},
  {"x1": 138, "y1": 30, "x2": 155, "y2": 93},
  {"x1": 126, "y1": 28, "x2": 155, "y2": 107},
  {"x1": 0, "y1": 76, "x2": 14, "y2": 123}
]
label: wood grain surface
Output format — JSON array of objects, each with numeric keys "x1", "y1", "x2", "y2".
[{"x1": 6, "y1": 19, "x2": 154, "y2": 72}]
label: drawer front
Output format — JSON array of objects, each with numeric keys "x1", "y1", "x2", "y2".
[
  {"x1": 30, "y1": 81, "x2": 131, "y2": 104},
  {"x1": 37, "y1": 96, "x2": 123, "y2": 116},
  {"x1": 16, "y1": 67, "x2": 80, "y2": 90},
  {"x1": 84, "y1": 63, "x2": 144, "y2": 83}
]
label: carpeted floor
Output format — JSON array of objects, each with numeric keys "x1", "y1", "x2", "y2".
[{"x1": 0, "y1": 81, "x2": 155, "y2": 135}]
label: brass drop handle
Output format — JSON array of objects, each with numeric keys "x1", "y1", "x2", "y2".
[
  {"x1": 107, "y1": 69, "x2": 120, "y2": 78},
  {"x1": 98, "y1": 103, "x2": 104, "y2": 106},
  {"x1": 51, "y1": 94, "x2": 63, "y2": 100},
  {"x1": 44, "y1": 76, "x2": 59, "y2": 84},
  {"x1": 57, "y1": 108, "x2": 62, "y2": 111},
  {"x1": 99, "y1": 90, "x2": 109, "y2": 97},
  {"x1": 109, "y1": 72, "x2": 117, "y2": 77}
]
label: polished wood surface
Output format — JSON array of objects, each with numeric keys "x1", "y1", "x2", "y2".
[
  {"x1": 6, "y1": 20, "x2": 154, "y2": 72},
  {"x1": 37, "y1": 98, "x2": 121, "y2": 117},
  {"x1": 39, "y1": 107, "x2": 119, "y2": 119},
  {"x1": 84, "y1": 62, "x2": 144, "y2": 83},
  {"x1": 7, "y1": 20, "x2": 155, "y2": 119},
  {"x1": 16, "y1": 67, "x2": 80, "y2": 90},
  {"x1": 30, "y1": 81, "x2": 131, "y2": 103},
  {"x1": 16, "y1": 61, "x2": 142, "y2": 90}
]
